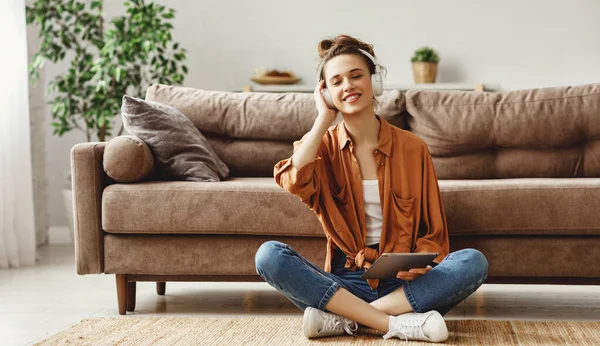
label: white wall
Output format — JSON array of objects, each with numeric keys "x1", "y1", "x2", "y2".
[{"x1": 39, "y1": 0, "x2": 600, "y2": 227}]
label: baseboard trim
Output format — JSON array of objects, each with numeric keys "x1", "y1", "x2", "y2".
[{"x1": 48, "y1": 226, "x2": 73, "y2": 244}]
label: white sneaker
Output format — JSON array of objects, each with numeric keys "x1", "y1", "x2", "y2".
[
  {"x1": 383, "y1": 310, "x2": 448, "y2": 342},
  {"x1": 303, "y1": 306, "x2": 359, "y2": 339}
]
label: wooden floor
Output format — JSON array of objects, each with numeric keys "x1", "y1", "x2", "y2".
[{"x1": 1, "y1": 244, "x2": 600, "y2": 346}]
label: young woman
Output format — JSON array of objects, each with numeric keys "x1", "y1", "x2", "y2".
[{"x1": 255, "y1": 35, "x2": 488, "y2": 342}]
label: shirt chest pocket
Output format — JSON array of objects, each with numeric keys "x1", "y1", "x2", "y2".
[
  {"x1": 390, "y1": 189, "x2": 415, "y2": 232},
  {"x1": 332, "y1": 183, "x2": 349, "y2": 207}
]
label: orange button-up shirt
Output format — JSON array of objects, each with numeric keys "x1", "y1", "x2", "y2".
[{"x1": 274, "y1": 115, "x2": 450, "y2": 290}]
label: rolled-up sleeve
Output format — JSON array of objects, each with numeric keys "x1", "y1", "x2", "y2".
[
  {"x1": 414, "y1": 144, "x2": 450, "y2": 264},
  {"x1": 274, "y1": 134, "x2": 328, "y2": 210}
]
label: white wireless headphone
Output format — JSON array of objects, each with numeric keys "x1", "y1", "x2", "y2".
[
  {"x1": 357, "y1": 48, "x2": 384, "y2": 96},
  {"x1": 318, "y1": 48, "x2": 384, "y2": 97}
]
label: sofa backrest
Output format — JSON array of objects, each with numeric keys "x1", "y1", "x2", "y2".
[
  {"x1": 145, "y1": 83, "x2": 600, "y2": 179},
  {"x1": 145, "y1": 84, "x2": 407, "y2": 177},
  {"x1": 406, "y1": 83, "x2": 600, "y2": 179}
]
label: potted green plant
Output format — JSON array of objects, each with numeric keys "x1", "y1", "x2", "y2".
[
  {"x1": 411, "y1": 47, "x2": 440, "y2": 83},
  {"x1": 26, "y1": 0, "x2": 188, "y2": 239}
]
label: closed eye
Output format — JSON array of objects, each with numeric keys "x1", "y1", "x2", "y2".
[{"x1": 332, "y1": 75, "x2": 362, "y2": 86}]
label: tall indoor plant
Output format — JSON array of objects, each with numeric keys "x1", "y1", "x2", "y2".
[
  {"x1": 26, "y1": 0, "x2": 188, "y2": 238},
  {"x1": 26, "y1": 0, "x2": 188, "y2": 142}
]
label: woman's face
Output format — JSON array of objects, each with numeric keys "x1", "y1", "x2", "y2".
[{"x1": 323, "y1": 54, "x2": 373, "y2": 114}]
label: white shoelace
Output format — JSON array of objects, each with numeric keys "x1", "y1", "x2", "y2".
[
  {"x1": 382, "y1": 318, "x2": 426, "y2": 341},
  {"x1": 321, "y1": 313, "x2": 359, "y2": 336}
]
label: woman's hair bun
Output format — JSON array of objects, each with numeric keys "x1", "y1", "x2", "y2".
[
  {"x1": 317, "y1": 39, "x2": 335, "y2": 58},
  {"x1": 317, "y1": 35, "x2": 375, "y2": 60}
]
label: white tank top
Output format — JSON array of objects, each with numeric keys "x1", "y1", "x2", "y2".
[{"x1": 362, "y1": 179, "x2": 382, "y2": 245}]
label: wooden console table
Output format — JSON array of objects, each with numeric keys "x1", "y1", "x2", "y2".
[{"x1": 240, "y1": 83, "x2": 499, "y2": 93}]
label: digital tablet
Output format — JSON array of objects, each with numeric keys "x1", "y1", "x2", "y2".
[{"x1": 359, "y1": 253, "x2": 439, "y2": 280}]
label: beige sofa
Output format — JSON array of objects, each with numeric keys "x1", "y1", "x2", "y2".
[{"x1": 71, "y1": 83, "x2": 600, "y2": 315}]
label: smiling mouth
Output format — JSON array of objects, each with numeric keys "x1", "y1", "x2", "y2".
[{"x1": 344, "y1": 94, "x2": 361, "y2": 102}]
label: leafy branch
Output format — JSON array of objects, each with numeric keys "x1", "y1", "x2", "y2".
[
  {"x1": 27, "y1": 0, "x2": 188, "y2": 142},
  {"x1": 411, "y1": 47, "x2": 440, "y2": 64}
]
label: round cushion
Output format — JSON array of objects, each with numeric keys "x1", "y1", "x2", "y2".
[{"x1": 103, "y1": 135, "x2": 155, "y2": 183}]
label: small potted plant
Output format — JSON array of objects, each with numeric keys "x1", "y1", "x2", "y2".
[{"x1": 411, "y1": 47, "x2": 440, "y2": 83}]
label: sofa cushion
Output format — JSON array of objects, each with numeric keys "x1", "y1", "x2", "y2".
[
  {"x1": 144, "y1": 84, "x2": 407, "y2": 141},
  {"x1": 406, "y1": 83, "x2": 600, "y2": 179},
  {"x1": 121, "y1": 95, "x2": 230, "y2": 182},
  {"x1": 102, "y1": 177, "x2": 600, "y2": 237},
  {"x1": 103, "y1": 135, "x2": 155, "y2": 183},
  {"x1": 102, "y1": 178, "x2": 323, "y2": 237},
  {"x1": 439, "y1": 178, "x2": 600, "y2": 236},
  {"x1": 205, "y1": 135, "x2": 293, "y2": 177}
]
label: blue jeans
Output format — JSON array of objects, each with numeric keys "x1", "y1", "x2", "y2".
[{"x1": 255, "y1": 241, "x2": 488, "y2": 316}]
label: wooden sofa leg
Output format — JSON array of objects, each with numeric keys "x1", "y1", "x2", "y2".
[
  {"x1": 157, "y1": 282, "x2": 166, "y2": 296},
  {"x1": 126, "y1": 282, "x2": 136, "y2": 312},
  {"x1": 116, "y1": 274, "x2": 127, "y2": 315}
]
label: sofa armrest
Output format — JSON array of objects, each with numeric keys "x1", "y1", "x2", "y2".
[{"x1": 71, "y1": 142, "x2": 112, "y2": 274}]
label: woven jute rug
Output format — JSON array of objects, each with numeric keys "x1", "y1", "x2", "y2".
[{"x1": 35, "y1": 316, "x2": 600, "y2": 345}]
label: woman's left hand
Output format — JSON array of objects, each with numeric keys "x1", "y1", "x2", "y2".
[{"x1": 396, "y1": 265, "x2": 433, "y2": 281}]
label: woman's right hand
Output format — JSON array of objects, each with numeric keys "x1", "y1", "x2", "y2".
[{"x1": 314, "y1": 80, "x2": 338, "y2": 125}]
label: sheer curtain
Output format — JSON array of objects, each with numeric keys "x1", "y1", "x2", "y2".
[{"x1": 0, "y1": 0, "x2": 36, "y2": 268}]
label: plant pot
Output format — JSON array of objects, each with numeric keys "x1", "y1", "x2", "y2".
[{"x1": 412, "y1": 62, "x2": 438, "y2": 83}]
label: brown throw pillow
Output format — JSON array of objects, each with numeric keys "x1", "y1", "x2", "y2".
[
  {"x1": 121, "y1": 95, "x2": 229, "y2": 182},
  {"x1": 103, "y1": 135, "x2": 155, "y2": 183}
]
